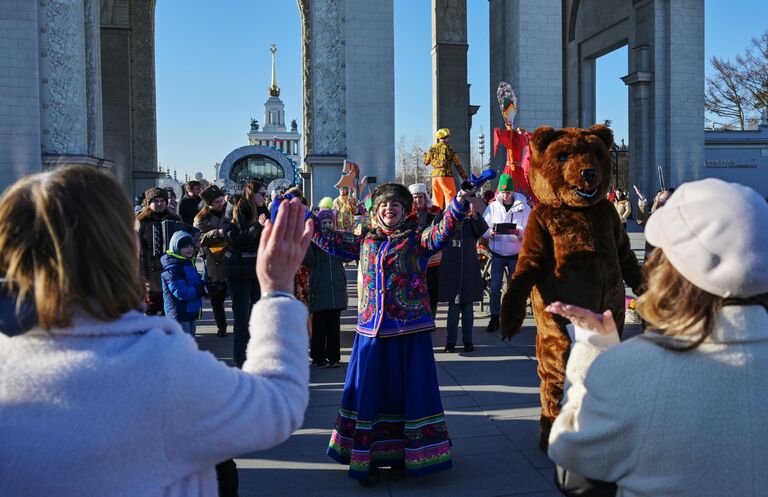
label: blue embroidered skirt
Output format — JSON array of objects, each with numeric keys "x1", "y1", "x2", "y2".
[{"x1": 326, "y1": 331, "x2": 452, "y2": 479}]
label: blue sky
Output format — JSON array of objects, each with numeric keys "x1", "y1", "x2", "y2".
[{"x1": 155, "y1": 0, "x2": 768, "y2": 181}]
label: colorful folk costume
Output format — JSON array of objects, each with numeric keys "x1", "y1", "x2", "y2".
[
  {"x1": 333, "y1": 188, "x2": 358, "y2": 232},
  {"x1": 493, "y1": 82, "x2": 537, "y2": 204},
  {"x1": 423, "y1": 128, "x2": 468, "y2": 210},
  {"x1": 316, "y1": 183, "x2": 468, "y2": 481}
]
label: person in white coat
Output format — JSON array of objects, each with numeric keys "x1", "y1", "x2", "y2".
[
  {"x1": 482, "y1": 174, "x2": 531, "y2": 332},
  {"x1": 546, "y1": 178, "x2": 768, "y2": 497},
  {"x1": 0, "y1": 166, "x2": 314, "y2": 497}
]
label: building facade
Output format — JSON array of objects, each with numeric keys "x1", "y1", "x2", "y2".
[{"x1": 704, "y1": 115, "x2": 768, "y2": 197}]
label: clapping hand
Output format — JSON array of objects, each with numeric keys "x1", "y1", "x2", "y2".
[
  {"x1": 256, "y1": 198, "x2": 314, "y2": 294},
  {"x1": 545, "y1": 302, "x2": 617, "y2": 335}
]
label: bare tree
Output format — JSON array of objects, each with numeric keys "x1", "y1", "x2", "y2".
[
  {"x1": 736, "y1": 31, "x2": 768, "y2": 111},
  {"x1": 395, "y1": 135, "x2": 429, "y2": 186},
  {"x1": 705, "y1": 56, "x2": 754, "y2": 130}
]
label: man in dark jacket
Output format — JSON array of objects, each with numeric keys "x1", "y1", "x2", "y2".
[
  {"x1": 437, "y1": 198, "x2": 488, "y2": 352},
  {"x1": 195, "y1": 185, "x2": 229, "y2": 337},
  {"x1": 178, "y1": 180, "x2": 203, "y2": 226},
  {"x1": 135, "y1": 187, "x2": 182, "y2": 315}
]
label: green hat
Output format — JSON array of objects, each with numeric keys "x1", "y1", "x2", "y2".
[{"x1": 498, "y1": 174, "x2": 514, "y2": 192}]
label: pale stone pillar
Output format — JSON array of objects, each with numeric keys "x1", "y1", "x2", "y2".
[
  {"x1": 100, "y1": 0, "x2": 133, "y2": 195},
  {"x1": 299, "y1": 0, "x2": 347, "y2": 207},
  {"x1": 622, "y1": 44, "x2": 653, "y2": 195},
  {"x1": 0, "y1": 0, "x2": 43, "y2": 190},
  {"x1": 129, "y1": 0, "x2": 160, "y2": 195},
  {"x1": 656, "y1": 0, "x2": 704, "y2": 188},
  {"x1": 345, "y1": 0, "x2": 395, "y2": 187},
  {"x1": 84, "y1": 0, "x2": 103, "y2": 157},
  {"x1": 488, "y1": 0, "x2": 562, "y2": 173},
  {"x1": 432, "y1": 0, "x2": 470, "y2": 173},
  {"x1": 38, "y1": 0, "x2": 88, "y2": 156},
  {"x1": 299, "y1": 0, "x2": 395, "y2": 206}
]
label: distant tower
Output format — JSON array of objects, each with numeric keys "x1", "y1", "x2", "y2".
[
  {"x1": 269, "y1": 43, "x2": 280, "y2": 98},
  {"x1": 247, "y1": 43, "x2": 301, "y2": 164},
  {"x1": 264, "y1": 44, "x2": 285, "y2": 133}
]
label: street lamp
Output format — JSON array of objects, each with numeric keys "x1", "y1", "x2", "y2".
[{"x1": 478, "y1": 131, "x2": 486, "y2": 170}]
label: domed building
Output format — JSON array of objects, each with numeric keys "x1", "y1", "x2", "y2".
[{"x1": 219, "y1": 44, "x2": 301, "y2": 194}]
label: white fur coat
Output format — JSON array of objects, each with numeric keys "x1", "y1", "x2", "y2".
[{"x1": 0, "y1": 298, "x2": 309, "y2": 497}]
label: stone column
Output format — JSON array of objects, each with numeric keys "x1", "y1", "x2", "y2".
[
  {"x1": 660, "y1": 0, "x2": 704, "y2": 188},
  {"x1": 0, "y1": 0, "x2": 43, "y2": 190},
  {"x1": 129, "y1": 0, "x2": 161, "y2": 195},
  {"x1": 38, "y1": 0, "x2": 88, "y2": 156},
  {"x1": 432, "y1": 0, "x2": 470, "y2": 173},
  {"x1": 488, "y1": 0, "x2": 562, "y2": 173},
  {"x1": 84, "y1": 0, "x2": 103, "y2": 157},
  {"x1": 622, "y1": 44, "x2": 653, "y2": 195},
  {"x1": 345, "y1": 0, "x2": 394, "y2": 187},
  {"x1": 299, "y1": 0, "x2": 347, "y2": 206},
  {"x1": 100, "y1": 0, "x2": 133, "y2": 194}
]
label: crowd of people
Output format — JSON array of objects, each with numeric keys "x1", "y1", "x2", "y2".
[{"x1": 0, "y1": 158, "x2": 766, "y2": 496}]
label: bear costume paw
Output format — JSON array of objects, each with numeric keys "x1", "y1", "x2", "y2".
[{"x1": 499, "y1": 291, "x2": 526, "y2": 339}]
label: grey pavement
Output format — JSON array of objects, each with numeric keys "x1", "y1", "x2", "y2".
[{"x1": 193, "y1": 224, "x2": 646, "y2": 497}]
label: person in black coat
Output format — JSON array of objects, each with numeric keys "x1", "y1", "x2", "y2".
[
  {"x1": 303, "y1": 208, "x2": 349, "y2": 368},
  {"x1": 178, "y1": 180, "x2": 203, "y2": 226},
  {"x1": 436, "y1": 198, "x2": 488, "y2": 352},
  {"x1": 224, "y1": 180, "x2": 269, "y2": 368}
]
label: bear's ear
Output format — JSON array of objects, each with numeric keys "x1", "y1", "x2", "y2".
[
  {"x1": 586, "y1": 124, "x2": 614, "y2": 150},
  {"x1": 529, "y1": 126, "x2": 560, "y2": 156}
]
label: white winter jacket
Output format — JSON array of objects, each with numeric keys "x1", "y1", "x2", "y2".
[
  {"x1": 549, "y1": 305, "x2": 768, "y2": 497},
  {"x1": 482, "y1": 194, "x2": 531, "y2": 256},
  {"x1": 0, "y1": 298, "x2": 309, "y2": 497}
]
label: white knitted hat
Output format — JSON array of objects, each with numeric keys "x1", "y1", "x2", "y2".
[{"x1": 645, "y1": 178, "x2": 768, "y2": 298}]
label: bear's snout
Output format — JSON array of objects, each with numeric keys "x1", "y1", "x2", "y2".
[{"x1": 580, "y1": 168, "x2": 597, "y2": 183}]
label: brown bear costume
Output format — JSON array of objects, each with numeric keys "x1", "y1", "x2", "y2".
[{"x1": 499, "y1": 124, "x2": 643, "y2": 451}]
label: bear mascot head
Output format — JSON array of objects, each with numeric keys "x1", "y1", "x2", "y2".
[{"x1": 527, "y1": 124, "x2": 614, "y2": 209}]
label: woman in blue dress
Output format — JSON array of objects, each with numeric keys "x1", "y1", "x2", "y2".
[{"x1": 313, "y1": 183, "x2": 468, "y2": 486}]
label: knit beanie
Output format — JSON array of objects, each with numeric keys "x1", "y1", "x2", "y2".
[
  {"x1": 371, "y1": 183, "x2": 413, "y2": 214},
  {"x1": 318, "y1": 196, "x2": 335, "y2": 209},
  {"x1": 497, "y1": 174, "x2": 514, "y2": 192}
]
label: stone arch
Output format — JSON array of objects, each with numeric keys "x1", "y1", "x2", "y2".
[{"x1": 564, "y1": 0, "x2": 704, "y2": 194}]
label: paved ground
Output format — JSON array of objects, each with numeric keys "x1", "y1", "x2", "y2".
[{"x1": 194, "y1": 225, "x2": 646, "y2": 497}]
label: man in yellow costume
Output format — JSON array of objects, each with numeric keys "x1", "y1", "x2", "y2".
[{"x1": 423, "y1": 128, "x2": 468, "y2": 209}]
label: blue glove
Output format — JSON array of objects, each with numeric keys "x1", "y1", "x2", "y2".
[{"x1": 270, "y1": 194, "x2": 312, "y2": 223}]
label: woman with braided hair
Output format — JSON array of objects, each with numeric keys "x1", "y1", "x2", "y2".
[{"x1": 313, "y1": 182, "x2": 469, "y2": 486}]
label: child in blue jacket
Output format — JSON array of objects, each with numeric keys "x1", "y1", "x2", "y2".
[{"x1": 161, "y1": 230, "x2": 204, "y2": 336}]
